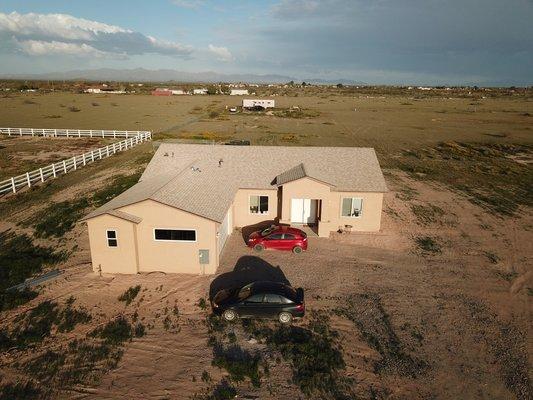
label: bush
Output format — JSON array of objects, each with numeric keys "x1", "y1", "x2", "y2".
[
  {"x1": 118, "y1": 285, "x2": 141, "y2": 306},
  {"x1": 0, "y1": 380, "x2": 41, "y2": 400},
  {"x1": 68, "y1": 106, "x2": 81, "y2": 112},
  {"x1": 211, "y1": 341, "x2": 261, "y2": 387},
  {"x1": 31, "y1": 199, "x2": 89, "y2": 238},
  {"x1": 415, "y1": 236, "x2": 441, "y2": 253}
]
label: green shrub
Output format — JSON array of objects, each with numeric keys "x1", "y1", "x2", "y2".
[
  {"x1": 0, "y1": 380, "x2": 41, "y2": 400},
  {"x1": 415, "y1": 236, "x2": 441, "y2": 253},
  {"x1": 211, "y1": 341, "x2": 261, "y2": 387},
  {"x1": 118, "y1": 285, "x2": 141, "y2": 306}
]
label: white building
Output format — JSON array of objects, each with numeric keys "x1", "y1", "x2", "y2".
[
  {"x1": 230, "y1": 89, "x2": 249, "y2": 96},
  {"x1": 242, "y1": 99, "x2": 275, "y2": 109},
  {"x1": 171, "y1": 89, "x2": 186, "y2": 95},
  {"x1": 193, "y1": 88, "x2": 208, "y2": 95}
]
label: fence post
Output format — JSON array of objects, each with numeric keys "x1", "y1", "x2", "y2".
[
  {"x1": 90, "y1": 131, "x2": 93, "y2": 138},
  {"x1": 40, "y1": 168, "x2": 44, "y2": 182},
  {"x1": 63, "y1": 160, "x2": 67, "y2": 173},
  {"x1": 113, "y1": 130, "x2": 116, "y2": 139},
  {"x1": 26, "y1": 172, "x2": 31, "y2": 187},
  {"x1": 82, "y1": 153, "x2": 86, "y2": 166},
  {"x1": 31, "y1": 128, "x2": 34, "y2": 137},
  {"x1": 52, "y1": 163, "x2": 56, "y2": 178},
  {"x1": 78, "y1": 130, "x2": 81, "y2": 138},
  {"x1": 91, "y1": 152, "x2": 94, "y2": 162},
  {"x1": 66, "y1": 130, "x2": 69, "y2": 138},
  {"x1": 11, "y1": 177, "x2": 16, "y2": 193},
  {"x1": 73, "y1": 156, "x2": 77, "y2": 170},
  {"x1": 107, "y1": 146, "x2": 110, "y2": 157}
]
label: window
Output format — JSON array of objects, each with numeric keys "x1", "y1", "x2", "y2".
[
  {"x1": 245, "y1": 294, "x2": 264, "y2": 303},
  {"x1": 106, "y1": 230, "x2": 117, "y2": 247},
  {"x1": 250, "y1": 195, "x2": 269, "y2": 214},
  {"x1": 265, "y1": 294, "x2": 282, "y2": 303},
  {"x1": 341, "y1": 197, "x2": 363, "y2": 217},
  {"x1": 154, "y1": 229, "x2": 196, "y2": 242},
  {"x1": 283, "y1": 233, "x2": 295, "y2": 240},
  {"x1": 267, "y1": 233, "x2": 283, "y2": 240}
]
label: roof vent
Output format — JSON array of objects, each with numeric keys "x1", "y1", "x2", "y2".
[
  {"x1": 191, "y1": 166, "x2": 201, "y2": 172},
  {"x1": 218, "y1": 158, "x2": 223, "y2": 167}
]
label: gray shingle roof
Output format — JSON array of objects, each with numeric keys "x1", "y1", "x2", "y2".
[
  {"x1": 85, "y1": 144, "x2": 388, "y2": 223},
  {"x1": 275, "y1": 163, "x2": 308, "y2": 186}
]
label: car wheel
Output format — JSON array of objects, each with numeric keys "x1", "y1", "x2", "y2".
[
  {"x1": 279, "y1": 312, "x2": 293, "y2": 324},
  {"x1": 223, "y1": 309, "x2": 237, "y2": 322},
  {"x1": 292, "y1": 246, "x2": 303, "y2": 254},
  {"x1": 253, "y1": 244, "x2": 264, "y2": 252}
]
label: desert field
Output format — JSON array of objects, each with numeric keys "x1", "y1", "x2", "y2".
[{"x1": 0, "y1": 90, "x2": 531, "y2": 399}]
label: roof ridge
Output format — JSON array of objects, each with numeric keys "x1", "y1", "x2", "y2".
[{"x1": 150, "y1": 158, "x2": 200, "y2": 198}]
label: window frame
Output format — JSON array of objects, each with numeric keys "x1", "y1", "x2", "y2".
[
  {"x1": 340, "y1": 197, "x2": 364, "y2": 218},
  {"x1": 106, "y1": 229, "x2": 118, "y2": 248},
  {"x1": 248, "y1": 194, "x2": 270, "y2": 215},
  {"x1": 153, "y1": 228, "x2": 197, "y2": 243}
]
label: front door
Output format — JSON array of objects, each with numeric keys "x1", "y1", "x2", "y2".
[{"x1": 291, "y1": 199, "x2": 317, "y2": 224}]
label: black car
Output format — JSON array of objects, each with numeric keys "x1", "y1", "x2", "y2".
[{"x1": 211, "y1": 281, "x2": 305, "y2": 324}]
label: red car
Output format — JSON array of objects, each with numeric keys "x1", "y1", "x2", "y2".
[{"x1": 247, "y1": 225, "x2": 308, "y2": 253}]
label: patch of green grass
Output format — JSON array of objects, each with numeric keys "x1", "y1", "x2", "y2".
[
  {"x1": 411, "y1": 204, "x2": 446, "y2": 225},
  {"x1": 118, "y1": 285, "x2": 141, "y2": 306},
  {"x1": 382, "y1": 142, "x2": 533, "y2": 216},
  {"x1": 90, "y1": 315, "x2": 145, "y2": 345},
  {"x1": 243, "y1": 313, "x2": 350, "y2": 398},
  {"x1": 30, "y1": 199, "x2": 90, "y2": 238},
  {"x1": 415, "y1": 236, "x2": 442, "y2": 254},
  {"x1": 20, "y1": 172, "x2": 142, "y2": 239},
  {"x1": 0, "y1": 379, "x2": 41, "y2": 400},
  {"x1": 211, "y1": 340, "x2": 261, "y2": 387},
  {"x1": 2, "y1": 298, "x2": 92, "y2": 349},
  {"x1": 0, "y1": 231, "x2": 66, "y2": 311}
]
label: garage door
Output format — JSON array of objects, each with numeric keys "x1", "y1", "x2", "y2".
[
  {"x1": 218, "y1": 207, "x2": 232, "y2": 255},
  {"x1": 291, "y1": 199, "x2": 317, "y2": 224}
]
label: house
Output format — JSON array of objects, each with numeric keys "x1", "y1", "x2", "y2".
[
  {"x1": 152, "y1": 88, "x2": 173, "y2": 96},
  {"x1": 243, "y1": 99, "x2": 275, "y2": 109},
  {"x1": 83, "y1": 144, "x2": 387, "y2": 275},
  {"x1": 230, "y1": 89, "x2": 249, "y2": 96},
  {"x1": 193, "y1": 88, "x2": 208, "y2": 95}
]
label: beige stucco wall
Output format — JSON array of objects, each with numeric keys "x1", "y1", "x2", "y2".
[
  {"x1": 323, "y1": 191, "x2": 384, "y2": 233},
  {"x1": 120, "y1": 200, "x2": 218, "y2": 275},
  {"x1": 278, "y1": 177, "x2": 384, "y2": 236},
  {"x1": 87, "y1": 214, "x2": 139, "y2": 274},
  {"x1": 279, "y1": 177, "x2": 332, "y2": 223},
  {"x1": 231, "y1": 188, "x2": 278, "y2": 227}
]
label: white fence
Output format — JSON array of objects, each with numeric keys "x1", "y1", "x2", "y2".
[
  {"x1": 0, "y1": 127, "x2": 144, "y2": 138},
  {"x1": 0, "y1": 130, "x2": 152, "y2": 195}
]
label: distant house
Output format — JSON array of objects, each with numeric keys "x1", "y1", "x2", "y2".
[
  {"x1": 83, "y1": 144, "x2": 387, "y2": 275},
  {"x1": 230, "y1": 89, "x2": 249, "y2": 96},
  {"x1": 152, "y1": 88, "x2": 173, "y2": 96},
  {"x1": 243, "y1": 99, "x2": 275, "y2": 109},
  {"x1": 85, "y1": 85, "x2": 126, "y2": 94},
  {"x1": 193, "y1": 88, "x2": 208, "y2": 95}
]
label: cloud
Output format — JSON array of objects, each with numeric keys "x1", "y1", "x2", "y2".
[
  {"x1": 0, "y1": 11, "x2": 193, "y2": 58},
  {"x1": 208, "y1": 44, "x2": 233, "y2": 62},
  {"x1": 16, "y1": 39, "x2": 111, "y2": 58}
]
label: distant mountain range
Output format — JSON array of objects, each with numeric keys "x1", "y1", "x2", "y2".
[{"x1": 0, "y1": 68, "x2": 366, "y2": 85}]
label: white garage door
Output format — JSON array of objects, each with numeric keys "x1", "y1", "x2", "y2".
[
  {"x1": 291, "y1": 199, "x2": 317, "y2": 224},
  {"x1": 218, "y1": 207, "x2": 232, "y2": 255}
]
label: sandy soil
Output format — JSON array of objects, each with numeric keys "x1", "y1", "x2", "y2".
[
  {"x1": 0, "y1": 92, "x2": 531, "y2": 399},
  {"x1": 1, "y1": 170, "x2": 530, "y2": 399}
]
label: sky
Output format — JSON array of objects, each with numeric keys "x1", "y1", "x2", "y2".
[{"x1": 0, "y1": 0, "x2": 532, "y2": 85}]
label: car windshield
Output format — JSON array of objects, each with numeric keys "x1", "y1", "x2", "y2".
[
  {"x1": 237, "y1": 283, "x2": 253, "y2": 300},
  {"x1": 260, "y1": 226, "x2": 277, "y2": 237}
]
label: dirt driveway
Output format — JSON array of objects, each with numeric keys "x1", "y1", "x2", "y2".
[{"x1": 214, "y1": 215, "x2": 532, "y2": 399}]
